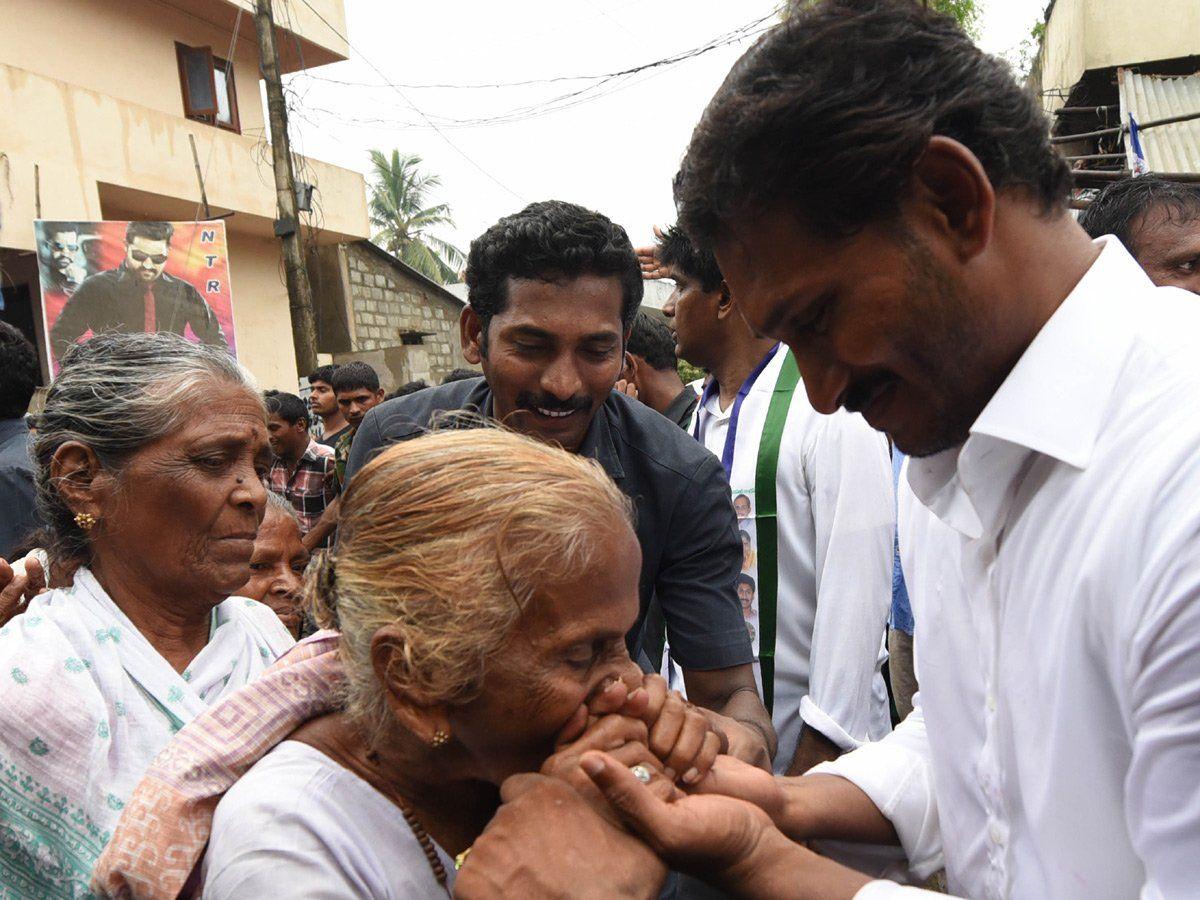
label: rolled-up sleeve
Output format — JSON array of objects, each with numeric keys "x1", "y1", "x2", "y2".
[
  {"x1": 809, "y1": 699, "x2": 944, "y2": 879},
  {"x1": 656, "y1": 452, "x2": 754, "y2": 670},
  {"x1": 800, "y1": 412, "x2": 894, "y2": 749}
]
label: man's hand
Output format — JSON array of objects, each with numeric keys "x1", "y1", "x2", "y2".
[
  {"x1": 581, "y1": 752, "x2": 873, "y2": 900},
  {"x1": 454, "y1": 774, "x2": 668, "y2": 900},
  {"x1": 683, "y1": 666, "x2": 776, "y2": 769},
  {"x1": 0, "y1": 555, "x2": 46, "y2": 627},
  {"x1": 700, "y1": 708, "x2": 774, "y2": 772},
  {"x1": 635, "y1": 226, "x2": 670, "y2": 281},
  {"x1": 689, "y1": 754, "x2": 788, "y2": 825},
  {"x1": 613, "y1": 379, "x2": 639, "y2": 399},
  {"x1": 543, "y1": 714, "x2": 668, "y2": 816}
]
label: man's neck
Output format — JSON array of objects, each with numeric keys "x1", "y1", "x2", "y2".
[
  {"x1": 639, "y1": 368, "x2": 688, "y2": 416},
  {"x1": 281, "y1": 441, "x2": 308, "y2": 468},
  {"x1": 321, "y1": 411, "x2": 349, "y2": 434},
  {"x1": 710, "y1": 336, "x2": 779, "y2": 410}
]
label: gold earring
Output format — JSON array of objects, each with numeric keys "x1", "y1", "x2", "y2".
[
  {"x1": 430, "y1": 730, "x2": 450, "y2": 749},
  {"x1": 74, "y1": 512, "x2": 96, "y2": 531}
]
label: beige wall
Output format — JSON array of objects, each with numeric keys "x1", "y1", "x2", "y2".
[
  {"x1": 1036, "y1": 0, "x2": 1200, "y2": 107},
  {"x1": 0, "y1": 0, "x2": 266, "y2": 133},
  {"x1": 227, "y1": 232, "x2": 303, "y2": 391}
]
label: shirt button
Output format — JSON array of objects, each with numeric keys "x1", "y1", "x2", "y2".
[
  {"x1": 989, "y1": 822, "x2": 1005, "y2": 845},
  {"x1": 986, "y1": 694, "x2": 997, "y2": 712}
]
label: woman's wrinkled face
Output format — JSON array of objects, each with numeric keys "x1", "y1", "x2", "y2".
[
  {"x1": 236, "y1": 506, "x2": 308, "y2": 637},
  {"x1": 94, "y1": 389, "x2": 271, "y2": 611},
  {"x1": 447, "y1": 518, "x2": 643, "y2": 784}
]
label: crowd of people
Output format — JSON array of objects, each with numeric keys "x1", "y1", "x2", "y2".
[{"x1": 0, "y1": 0, "x2": 1199, "y2": 897}]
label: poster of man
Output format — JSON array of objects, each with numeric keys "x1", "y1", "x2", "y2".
[{"x1": 35, "y1": 219, "x2": 237, "y2": 372}]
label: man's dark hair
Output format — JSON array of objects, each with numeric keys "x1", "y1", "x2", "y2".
[
  {"x1": 657, "y1": 225, "x2": 723, "y2": 293},
  {"x1": 386, "y1": 379, "x2": 429, "y2": 401},
  {"x1": 308, "y1": 363, "x2": 339, "y2": 386},
  {"x1": 440, "y1": 367, "x2": 479, "y2": 384},
  {"x1": 736, "y1": 573, "x2": 756, "y2": 592},
  {"x1": 675, "y1": 0, "x2": 1071, "y2": 246},
  {"x1": 465, "y1": 200, "x2": 643, "y2": 351},
  {"x1": 331, "y1": 361, "x2": 380, "y2": 393},
  {"x1": 263, "y1": 390, "x2": 309, "y2": 428},
  {"x1": 0, "y1": 322, "x2": 40, "y2": 420},
  {"x1": 1077, "y1": 176, "x2": 1200, "y2": 256},
  {"x1": 45, "y1": 222, "x2": 82, "y2": 239},
  {"x1": 125, "y1": 221, "x2": 174, "y2": 244},
  {"x1": 627, "y1": 311, "x2": 678, "y2": 372}
]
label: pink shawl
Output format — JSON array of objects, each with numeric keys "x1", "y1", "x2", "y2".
[{"x1": 90, "y1": 631, "x2": 344, "y2": 899}]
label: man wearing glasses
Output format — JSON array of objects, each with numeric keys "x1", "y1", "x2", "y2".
[
  {"x1": 49, "y1": 220, "x2": 225, "y2": 364},
  {"x1": 42, "y1": 224, "x2": 88, "y2": 295}
]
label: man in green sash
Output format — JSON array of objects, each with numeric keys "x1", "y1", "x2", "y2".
[{"x1": 657, "y1": 225, "x2": 895, "y2": 776}]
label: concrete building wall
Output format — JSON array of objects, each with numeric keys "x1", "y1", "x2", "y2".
[
  {"x1": 340, "y1": 243, "x2": 470, "y2": 385},
  {"x1": 1034, "y1": 0, "x2": 1200, "y2": 108}
]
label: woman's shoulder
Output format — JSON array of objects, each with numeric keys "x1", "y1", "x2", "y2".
[{"x1": 204, "y1": 742, "x2": 431, "y2": 899}]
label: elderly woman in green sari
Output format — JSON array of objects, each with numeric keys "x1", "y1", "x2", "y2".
[{"x1": 0, "y1": 332, "x2": 294, "y2": 897}]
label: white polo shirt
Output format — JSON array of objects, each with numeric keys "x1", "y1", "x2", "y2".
[{"x1": 814, "y1": 237, "x2": 1200, "y2": 898}]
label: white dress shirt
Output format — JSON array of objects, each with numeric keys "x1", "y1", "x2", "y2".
[
  {"x1": 813, "y1": 238, "x2": 1200, "y2": 898},
  {"x1": 693, "y1": 347, "x2": 894, "y2": 770}
]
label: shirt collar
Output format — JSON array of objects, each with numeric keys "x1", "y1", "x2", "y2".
[
  {"x1": 909, "y1": 237, "x2": 1147, "y2": 538},
  {"x1": 475, "y1": 382, "x2": 626, "y2": 481}
]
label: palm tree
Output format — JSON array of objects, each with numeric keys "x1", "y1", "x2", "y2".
[{"x1": 367, "y1": 149, "x2": 465, "y2": 284}]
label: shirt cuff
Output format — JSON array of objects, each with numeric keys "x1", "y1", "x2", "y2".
[
  {"x1": 809, "y1": 742, "x2": 943, "y2": 878},
  {"x1": 799, "y1": 695, "x2": 864, "y2": 752},
  {"x1": 854, "y1": 880, "x2": 948, "y2": 899}
]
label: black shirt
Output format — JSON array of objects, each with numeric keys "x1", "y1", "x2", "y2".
[
  {"x1": 50, "y1": 264, "x2": 225, "y2": 362},
  {"x1": 317, "y1": 425, "x2": 352, "y2": 448},
  {"x1": 345, "y1": 377, "x2": 752, "y2": 671},
  {"x1": 663, "y1": 387, "x2": 700, "y2": 430},
  {"x1": 0, "y1": 418, "x2": 37, "y2": 558}
]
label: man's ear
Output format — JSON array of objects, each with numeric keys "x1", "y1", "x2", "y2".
[
  {"x1": 908, "y1": 135, "x2": 994, "y2": 263},
  {"x1": 371, "y1": 625, "x2": 452, "y2": 745},
  {"x1": 374, "y1": 389, "x2": 385, "y2": 403},
  {"x1": 715, "y1": 281, "x2": 735, "y2": 321},
  {"x1": 622, "y1": 351, "x2": 639, "y2": 385},
  {"x1": 461, "y1": 307, "x2": 485, "y2": 365},
  {"x1": 50, "y1": 442, "x2": 107, "y2": 521}
]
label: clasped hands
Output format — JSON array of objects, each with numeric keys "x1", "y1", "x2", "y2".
[{"x1": 455, "y1": 674, "x2": 805, "y2": 899}]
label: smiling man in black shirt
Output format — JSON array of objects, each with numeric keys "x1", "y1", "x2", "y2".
[{"x1": 346, "y1": 200, "x2": 775, "y2": 766}]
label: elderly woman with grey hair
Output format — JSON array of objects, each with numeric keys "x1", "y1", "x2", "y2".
[{"x1": 0, "y1": 332, "x2": 294, "y2": 897}]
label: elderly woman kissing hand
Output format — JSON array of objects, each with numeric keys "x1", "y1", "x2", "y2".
[{"x1": 95, "y1": 427, "x2": 722, "y2": 899}]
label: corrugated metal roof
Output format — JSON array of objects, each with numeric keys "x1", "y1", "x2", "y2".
[{"x1": 1119, "y1": 69, "x2": 1200, "y2": 173}]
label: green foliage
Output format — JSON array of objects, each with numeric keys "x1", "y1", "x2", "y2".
[
  {"x1": 677, "y1": 358, "x2": 706, "y2": 385},
  {"x1": 782, "y1": 0, "x2": 980, "y2": 39},
  {"x1": 367, "y1": 149, "x2": 465, "y2": 285}
]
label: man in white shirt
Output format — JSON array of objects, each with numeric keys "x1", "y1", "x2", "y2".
[
  {"x1": 656, "y1": 224, "x2": 894, "y2": 776},
  {"x1": 452, "y1": 3, "x2": 1200, "y2": 899}
]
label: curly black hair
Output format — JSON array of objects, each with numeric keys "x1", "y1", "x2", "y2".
[
  {"x1": 627, "y1": 311, "x2": 677, "y2": 372},
  {"x1": 465, "y1": 200, "x2": 643, "y2": 353},
  {"x1": 657, "y1": 225, "x2": 723, "y2": 293},
  {"x1": 1077, "y1": 176, "x2": 1200, "y2": 256},
  {"x1": 675, "y1": 0, "x2": 1071, "y2": 247},
  {"x1": 0, "y1": 322, "x2": 39, "y2": 420}
]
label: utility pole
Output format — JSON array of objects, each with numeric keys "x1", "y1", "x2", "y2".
[{"x1": 253, "y1": 0, "x2": 318, "y2": 376}]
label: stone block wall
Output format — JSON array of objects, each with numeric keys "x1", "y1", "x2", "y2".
[{"x1": 342, "y1": 242, "x2": 473, "y2": 384}]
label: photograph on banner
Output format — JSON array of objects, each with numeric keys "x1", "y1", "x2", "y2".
[{"x1": 34, "y1": 219, "x2": 237, "y2": 373}]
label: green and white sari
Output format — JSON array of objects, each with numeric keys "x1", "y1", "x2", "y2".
[{"x1": 0, "y1": 567, "x2": 293, "y2": 898}]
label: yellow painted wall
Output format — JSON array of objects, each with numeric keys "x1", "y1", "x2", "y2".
[{"x1": 1037, "y1": 0, "x2": 1200, "y2": 108}]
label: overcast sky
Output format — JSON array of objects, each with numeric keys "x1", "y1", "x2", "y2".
[{"x1": 286, "y1": 0, "x2": 1049, "y2": 263}]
